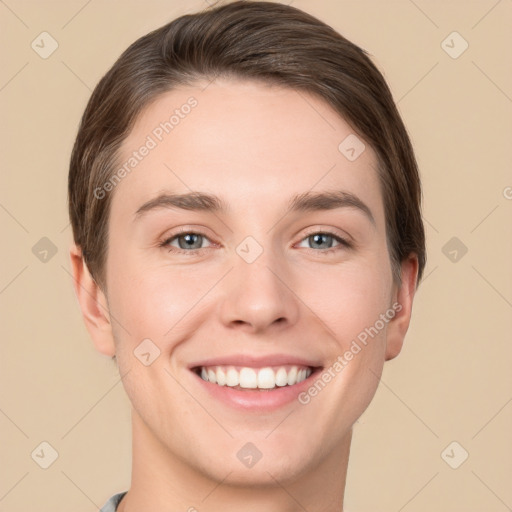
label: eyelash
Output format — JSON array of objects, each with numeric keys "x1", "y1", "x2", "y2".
[{"x1": 159, "y1": 227, "x2": 352, "y2": 256}]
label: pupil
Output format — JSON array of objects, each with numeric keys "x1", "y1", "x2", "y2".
[
  {"x1": 312, "y1": 234, "x2": 330, "y2": 248},
  {"x1": 181, "y1": 234, "x2": 200, "y2": 249}
]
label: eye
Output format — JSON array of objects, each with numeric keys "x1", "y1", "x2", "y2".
[
  {"x1": 159, "y1": 228, "x2": 352, "y2": 256},
  {"x1": 160, "y1": 230, "x2": 213, "y2": 254},
  {"x1": 296, "y1": 231, "x2": 352, "y2": 253}
]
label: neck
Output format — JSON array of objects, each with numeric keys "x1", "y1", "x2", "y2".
[{"x1": 117, "y1": 410, "x2": 351, "y2": 512}]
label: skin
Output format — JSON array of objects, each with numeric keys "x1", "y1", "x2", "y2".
[{"x1": 70, "y1": 78, "x2": 418, "y2": 512}]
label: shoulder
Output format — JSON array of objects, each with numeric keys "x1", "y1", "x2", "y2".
[{"x1": 99, "y1": 491, "x2": 128, "y2": 512}]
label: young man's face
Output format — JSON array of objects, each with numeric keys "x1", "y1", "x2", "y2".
[{"x1": 77, "y1": 79, "x2": 417, "y2": 487}]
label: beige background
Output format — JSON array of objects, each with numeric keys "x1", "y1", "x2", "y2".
[{"x1": 1, "y1": 0, "x2": 511, "y2": 511}]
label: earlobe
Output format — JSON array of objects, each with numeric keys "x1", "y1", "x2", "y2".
[
  {"x1": 69, "y1": 244, "x2": 116, "y2": 357},
  {"x1": 384, "y1": 254, "x2": 419, "y2": 361}
]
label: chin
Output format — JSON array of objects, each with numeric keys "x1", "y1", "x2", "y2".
[{"x1": 191, "y1": 436, "x2": 319, "y2": 488}]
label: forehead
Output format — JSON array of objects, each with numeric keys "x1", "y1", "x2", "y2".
[{"x1": 112, "y1": 78, "x2": 384, "y2": 226}]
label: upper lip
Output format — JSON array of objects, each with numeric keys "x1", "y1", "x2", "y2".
[{"x1": 189, "y1": 353, "x2": 323, "y2": 370}]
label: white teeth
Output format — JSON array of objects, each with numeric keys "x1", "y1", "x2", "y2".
[
  {"x1": 216, "y1": 367, "x2": 226, "y2": 386},
  {"x1": 287, "y1": 367, "x2": 298, "y2": 386},
  {"x1": 198, "y1": 365, "x2": 314, "y2": 389},
  {"x1": 257, "y1": 367, "x2": 275, "y2": 389},
  {"x1": 226, "y1": 368, "x2": 239, "y2": 387},
  {"x1": 239, "y1": 368, "x2": 258, "y2": 389},
  {"x1": 207, "y1": 368, "x2": 217, "y2": 384},
  {"x1": 275, "y1": 367, "x2": 288, "y2": 387}
]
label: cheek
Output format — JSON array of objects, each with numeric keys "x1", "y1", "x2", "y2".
[
  {"x1": 295, "y1": 257, "x2": 392, "y2": 404},
  {"x1": 106, "y1": 248, "x2": 218, "y2": 355},
  {"x1": 296, "y1": 255, "x2": 393, "y2": 340},
  {"x1": 298, "y1": 268, "x2": 392, "y2": 425}
]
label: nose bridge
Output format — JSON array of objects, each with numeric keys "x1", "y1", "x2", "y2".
[{"x1": 218, "y1": 235, "x2": 299, "y2": 332}]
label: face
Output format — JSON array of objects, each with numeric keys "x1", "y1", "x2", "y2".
[{"x1": 87, "y1": 78, "x2": 416, "y2": 486}]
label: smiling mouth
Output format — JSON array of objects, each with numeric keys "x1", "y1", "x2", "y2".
[{"x1": 192, "y1": 364, "x2": 321, "y2": 390}]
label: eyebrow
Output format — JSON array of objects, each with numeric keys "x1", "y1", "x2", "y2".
[{"x1": 134, "y1": 189, "x2": 375, "y2": 225}]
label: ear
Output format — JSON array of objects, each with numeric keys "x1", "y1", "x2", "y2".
[
  {"x1": 69, "y1": 243, "x2": 115, "y2": 357},
  {"x1": 385, "y1": 254, "x2": 419, "y2": 361}
]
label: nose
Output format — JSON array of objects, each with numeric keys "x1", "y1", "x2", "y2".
[{"x1": 218, "y1": 247, "x2": 300, "y2": 335}]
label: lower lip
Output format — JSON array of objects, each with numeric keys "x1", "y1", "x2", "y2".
[{"x1": 191, "y1": 368, "x2": 322, "y2": 412}]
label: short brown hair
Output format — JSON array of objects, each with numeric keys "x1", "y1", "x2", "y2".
[{"x1": 68, "y1": 0, "x2": 426, "y2": 289}]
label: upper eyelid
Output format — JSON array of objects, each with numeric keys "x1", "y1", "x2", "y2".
[
  {"x1": 299, "y1": 226, "x2": 352, "y2": 242},
  {"x1": 294, "y1": 232, "x2": 351, "y2": 251},
  {"x1": 163, "y1": 230, "x2": 215, "y2": 248}
]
